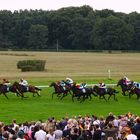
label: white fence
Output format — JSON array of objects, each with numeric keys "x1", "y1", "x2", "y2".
[{"x1": 36, "y1": 84, "x2": 117, "y2": 88}]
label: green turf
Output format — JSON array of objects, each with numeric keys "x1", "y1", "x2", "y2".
[{"x1": 0, "y1": 78, "x2": 139, "y2": 124}]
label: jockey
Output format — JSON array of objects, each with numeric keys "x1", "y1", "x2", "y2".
[
  {"x1": 2, "y1": 78, "x2": 11, "y2": 87},
  {"x1": 57, "y1": 80, "x2": 66, "y2": 90},
  {"x1": 65, "y1": 77, "x2": 73, "y2": 86},
  {"x1": 77, "y1": 82, "x2": 87, "y2": 93},
  {"x1": 99, "y1": 82, "x2": 107, "y2": 92},
  {"x1": 123, "y1": 76, "x2": 131, "y2": 85},
  {"x1": 99, "y1": 82, "x2": 106, "y2": 89},
  {"x1": 19, "y1": 78, "x2": 28, "y2": 87},
  {"x1": 133, "y1": 81, "x2": 140, "y2": 89}
]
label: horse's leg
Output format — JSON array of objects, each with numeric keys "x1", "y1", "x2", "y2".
[
  {"x1": 99, "y1": 95, "x2": 102, "y2": 99},
  {"x1": 92, "y1": 92, "x2": 97, "y2": 97},
  {"x1": 129, "y1": 92, "x2": 132, "y2": 99},
  {"x1": 89, "y1": 95, "x2": 92, "y2": 100},
  {"x1": 114, "y1": 94, "x2": 118, "y2": 101},
  {"x1": 21, "y1": 92, "x2": 28, "y2": 99},
  {"x1": 72, "y1": 94, "x2": 75, "y2": 102},
  {"x1": 108, "y1": 95, "x2": 111, "y2": 100},
  {"x1": 122, "y1": 91, "x2": 125, "y2": 96},
  {"x1": 3, "y1": 93, "x2": 8, "y2": 99},
  {"x1": 15, "y1": 91, "x2": 20, "y2": 97},
  {"x1": 37, "y1": 90, "x2": 41, "y2": 96},
  {"x1": 69, "y1": 90, "x2": 72, "y2": 95},
  {"x1": 60, "y1": 93, "x2": 65, "y2": 100},
  {"x1": 52, "y1": 92, "x2": 55, "y2": 99},
  {"x1": 57, "y1": 93, "x2": 61, "y2": 98},
  {"x1": 33, "y1": 92, "x2": 36, "y2": 97},
  {"x1": 122, "y1": 90, "x2": 128, "y2": 96},
  {"x1": 34, "y1": 89, "x2": 40, "y2": 97},
  {"x1": 77, "y1": 95, "x2": 81, "y2": 100},
  {"x1": 103, "y1": 95, "x2": 107, "y2": 102},
  {"x1": 15, "y1": 89, "x2": 22, "y2": 97},
  {"x1": 80, "y1": 95, "x2": 84, "y2": 103},
  {"x1": 110, "y1": 94, "x2": 118, "y2": 101}
]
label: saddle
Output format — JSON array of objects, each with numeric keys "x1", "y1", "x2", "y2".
[
  {"x1": 21, "y1": 85, "x2": 29, "y2": 92},
  {"x1": 99, "y1": 88, "x2": 107, "y2": 92}
]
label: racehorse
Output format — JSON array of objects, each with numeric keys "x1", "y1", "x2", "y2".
[
  {"x1": 71, "y1": 83, "x2": 97, "y2": 102},
  {"x1": 129, "y1": 85, "x2": 140, "y2": 100},
  {"x1": 49, "y1": 82, "x2": 71, "y2": 100},
  {"x1": 12, "y1": 81, "x2": 41, "y2": 99},
  {"x1": 0, "y1": 84, "x2": 21, "y2": 99},
  {"x1": 117, "y1": 78, "x2": 132, "y2": 96},
  {"x1": 92, "y1": 85, "x2": 119, "y2": 102}
]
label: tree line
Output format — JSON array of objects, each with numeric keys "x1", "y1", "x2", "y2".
[{"x1": 0, "y1": 5, "x2": 140, "y2": 50}]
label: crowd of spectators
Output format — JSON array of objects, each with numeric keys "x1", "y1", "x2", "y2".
[{"x1": 0, "y1": 112, "x2": 140, "y2": 140}]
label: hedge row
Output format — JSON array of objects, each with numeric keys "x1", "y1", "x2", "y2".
[{"x1": 17, "y1": 60, "x2": 46, "y2": 72}]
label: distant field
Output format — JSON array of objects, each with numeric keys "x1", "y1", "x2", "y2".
[
  {"x1": 0, "y1": 51, "x2": 140, "y2": 124},
  {"x1": 0, "y1": 51, "x2": 140, "y2": 81}
]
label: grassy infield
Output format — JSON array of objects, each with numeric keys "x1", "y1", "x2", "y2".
[{"x1": 0, "y1": 51, "x2": 140, "y2": 124}]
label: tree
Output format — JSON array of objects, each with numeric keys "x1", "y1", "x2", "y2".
[
  {"x1": 68, "y1": 16, "x2": 93, "y2": 50},
  {"x1": 126, "y1": 12, "x2": 140, "y2": 50},
  {"x1": 28, "y1": 24, "x2": 48, "y2": 49},
  {"x1": 93, "y1": 16, "x2": 134, "y2": 50}
]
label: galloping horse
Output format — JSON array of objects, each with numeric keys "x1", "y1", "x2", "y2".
[
  {"x1": 129, "y1": 85, "x2": 140, "y2": 100},
  {"x1": 0, "y1": 84, "x2": 21, "y2": 99},
  {"x1": 92, "y1": 85, "x2": 119, "y2": 102},
  {"x1": 117, "y1": 78, "x2": 132, "y2": 96},
  {"x1": 49, "y1": 82, "x2": 71, "y2": 100},
  {"x1": 71, "y1": 83, "x2": 97, "y2": 102},
  {"x1": 12, "y1": 81, "x2": 41, "y2": 99}
]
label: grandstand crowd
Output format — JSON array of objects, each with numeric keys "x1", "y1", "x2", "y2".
[{"x1": 0, "y1": 112, "x2": 140, "y2": 140}]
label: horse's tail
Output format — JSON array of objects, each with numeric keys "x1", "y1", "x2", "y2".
[
  {"x1": 114, "y1": 89, "x2": 119, "y2": 94},
  {"x1": 35, "y1": 86, "x2": 42, "y2": 91}
]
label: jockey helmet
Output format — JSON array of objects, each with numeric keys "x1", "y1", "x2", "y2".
[
  {"x1": 20, "y1": 78, "x2": 24, "y2": 81},
  {"x1": 61, "y1": 80, "x2": 65, "y2": 83},
  {"x1": 99, "y1": 82, "x2": 103, "y2": 85},
  {"x1": 123, "y1": 76, "x2": 127, "y2": 80},
  {"x1": 99, "y1": 82, "x2": 105, "y2": 86},
  {"x1": 57, "y1": 81, "x2": 61, "y2": 84}
]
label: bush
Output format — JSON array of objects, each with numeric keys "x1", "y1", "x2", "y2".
[{"x1": 17, "y1": 60, "x2": 46, "y2": 72}]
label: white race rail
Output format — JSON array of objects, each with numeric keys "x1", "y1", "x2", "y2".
[{"x1": 36, "y1": 84, "x2": 117, "y2": 88}]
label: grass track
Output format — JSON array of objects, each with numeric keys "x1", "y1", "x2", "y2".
[{"x1": 0, "y1": 84, "x2": 140, "y2": 124}]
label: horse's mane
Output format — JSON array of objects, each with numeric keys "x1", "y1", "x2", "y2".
[{"x1": 12, "y1": 81, "x2": 19, "y2": 85}]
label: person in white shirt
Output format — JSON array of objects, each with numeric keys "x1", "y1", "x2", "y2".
[
  {"x1": 65, "y1": 77, "x2": 74, "y2": 86},
  {"x1": 34, "y1": 125, "x2": 47, "y2": 140},
  {"x1": 2, "y1": 78, "x2": 11, "y2": 87},
  {"x1": 54, "y1": 124, "x2": 63, "y2": 140},
  {"x1": 19, "y1": 78, "x2": 28, "y2": 87},
  {"x1": 123, "y1": 76, "x2": 131, "y2": 85},
  {"x1": 46, "y1": 128, "x2": 55, "y2": 140},
  {"x1": 99, "y1": 82, "x2": 106, "y2": 89}
]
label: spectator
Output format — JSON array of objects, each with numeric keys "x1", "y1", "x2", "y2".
[
  {"x1": 54, "y1": 124, "x2": 63, "y2": 140},
  {"x1": 132, "y1": 117, "x2": 140, "y2": 139},
  {"x1": 92, "y1": 124, "x2": 102, "y2": 140},
  {"x1": 46, "y1": 128, "x2": 55, "y2": 140},
  {"x1": 16, "y1": 130, "x2": 25, "y2": 140},
  {"x1": 103, "y1": 122, "x2": 119, "y2": 140},
  {"x1": 34, "y1": 125, "x2": 46, "y2": 140},
  {"x1": 105, "y1": 112, "x2": 115, "y2": 126}
]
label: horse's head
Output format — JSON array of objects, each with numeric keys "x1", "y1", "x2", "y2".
[
  {"x1": 12, "y1": 81, "x2": 19, "y2": 87},
  {"x1": 93, "y1": 85, "x2": 99, "y2": 91},
  {"x1": 117, "y1": 78, "x2": 124, "y2": 86},
  {"x1": 49, "y1": 82, "x2": 56, "y2": 87}
]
